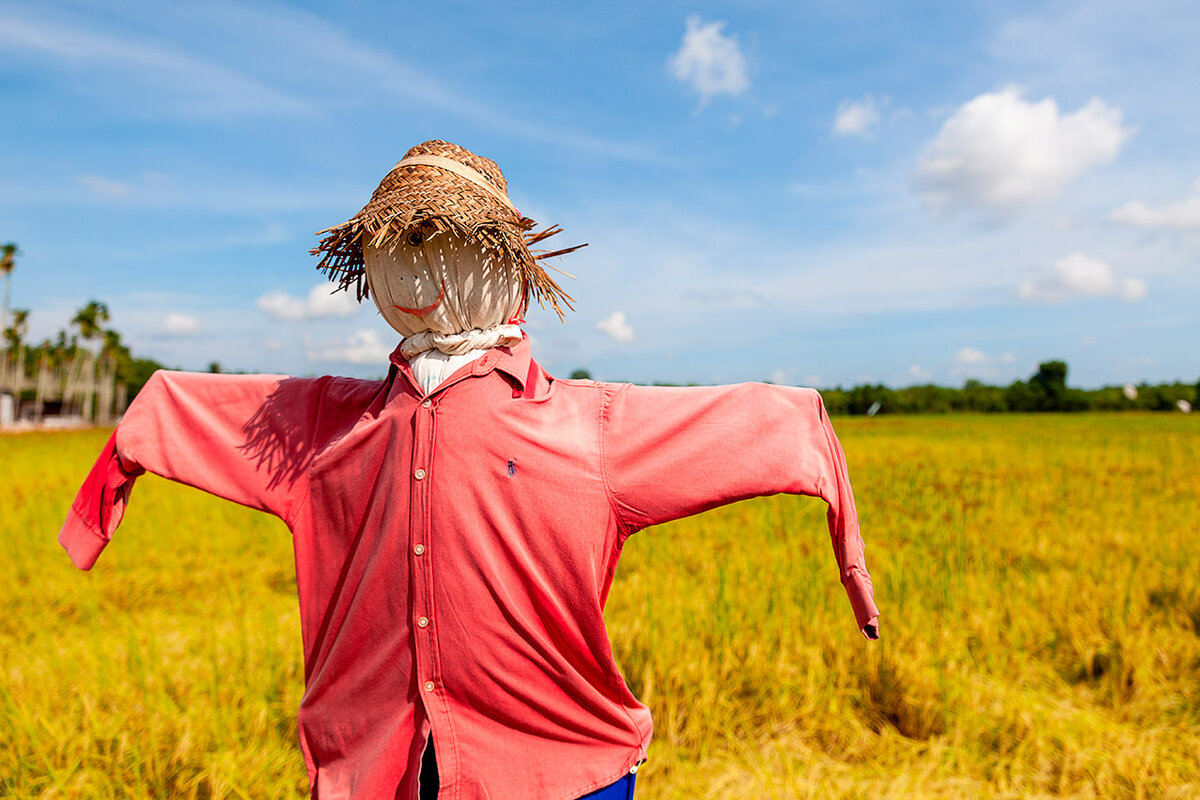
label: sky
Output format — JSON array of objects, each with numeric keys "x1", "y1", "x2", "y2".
[{"x1": 2, "y1": 0, "x2": 1198, "y2": 388}]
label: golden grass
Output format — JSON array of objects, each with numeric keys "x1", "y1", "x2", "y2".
[{"x1": 2, "y1": 414, "x2": 1198, "y2": 798}]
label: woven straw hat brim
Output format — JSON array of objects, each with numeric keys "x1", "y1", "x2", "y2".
[{"x1": 312, "y1": 142, "x2": 581, "y2": 318}]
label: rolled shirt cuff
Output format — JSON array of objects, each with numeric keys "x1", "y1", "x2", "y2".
[
  {"x1": 58, "y1": 507, "x2": 108, "y2": 570},
  {"x1": 842, "y1": 567, "x2": 880, "y2": 636}
]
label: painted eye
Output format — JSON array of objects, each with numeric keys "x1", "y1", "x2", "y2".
[{"x1": 407, "y1": 231, "x2": 424, "y2": 247}]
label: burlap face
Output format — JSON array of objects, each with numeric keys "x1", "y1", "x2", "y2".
[{"x1": 364, "y1": 230, "x2": 524, "y2": 340}]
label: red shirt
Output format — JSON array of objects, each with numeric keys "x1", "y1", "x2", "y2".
[{"x1": 59, "y1": 337, "x2": 879, "y2": 800}]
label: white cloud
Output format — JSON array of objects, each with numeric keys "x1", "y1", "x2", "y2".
[
  {"x1": 954, "y1": 346, "x2": 986, "y2": 365},
  {"x1": 256, "y1": 284, "x2": 361, "y2": 321},
  {"x1": 833, "y1": 96, "x2": 881, "y2": 137},
  {"x1": 1109, "y1": 187, "x2": 1200, "y2": 229},
  {"x1": 1018, "y1": 252, "x2": 1147, "y2": 303},
  {"x1": 669, "y1": 16, "x2": 749, "y2": 105},
  {"x1": 157, "y1": 312, "x2": 200, "y2": 336},
  {"x1": 596, "y1": 310, "x2": 635, "y2": 342},
  {"x1": 952, "y1": 347, "x2": 1017, "y2": 379},
  {"x1": 79, "y1": 174, "x2": 131, "y2": 200},
  {"x1": 908, "y1": 364, "x2": 932, "y2": 381},
  {"x1": 769, "y1": 368, "x2": 788, "y2": 384},
  {"x1": 917, "y1": 86, "x2": 1133, "y2": 216},
  {"x1": 306, "y1": 329, "x2": 392, "y2": 365}
]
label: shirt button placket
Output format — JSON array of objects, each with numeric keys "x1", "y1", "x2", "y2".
[{"x1": 412, "y1": 397, "x2": 439, "y2": 709}]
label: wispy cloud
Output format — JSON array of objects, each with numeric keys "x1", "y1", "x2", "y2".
[
  {"x1": 683, "y1": 287, "x2": 765, "y2": 308},
  {"x1": 1018, "y1": 252, "x2": 1146, "y2": 303},
  {"x1": 1109, "y1": 181, "x2": 1200, "y2": 229},
  {"x1": 951, "y1": 347, "x2": 1016, "y2": 379},
  {"x1": 2, "y1": 2, "x2": 659, "y2": 163},
  {"x1": 908, "y1": 364, "x2": 932, "y2": 381},
  {"x1": 257, "y1": 285, "x2": 363, "y2": 322},
  {"x1": 78, "y1": 174, "x2": 132, "y2": 201},
  {"x1": 195, "y1": 0, "x2": 662, "y2": 163},
  {"x1": 157, "y1": 312, "x2": 201, "y2": 337},
  {"x1": 0, "y1": 7, "x2": 310, "y2": 118},
  {"x1": 306, "y1": 329, "x2": 392, "y2": 365}
]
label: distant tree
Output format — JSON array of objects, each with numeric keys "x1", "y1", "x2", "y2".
[
  {"x1": 819, "y1": 387, "x2": 850, "y2": 415},
  {"x1": 0, "y1": 243, "x2": 15, "y2": 275},
  {"x1": 1031, "y1": 360, "x2": 1069, "y2": 411},
  {"x1": 569, "y1": 368, "x2": 591, "y2": 380},
  {"x1": 900, "y1": 383, "x2": 956, "y2": 413},
  {"x1": 208, "y1": 361, "x2": 222, "y2": 374},
  {"x1": 1, "y1": 242, "x2": 18, "y2": 338},
  {"x1": 100, "y1": 328, "x2": 137, "y2": 388},
  {"x1": 71, "y1": 300, "x2": 111, "y2": 352},
  {"x1": 41, "y1": 329, "x2": 79, "y2": 368},
  {"x1": 1063, "y1": 388, "x2": 1090, "y2": 412},
  {"x1": 2, "y1": 308, "x2": 29, "y2": 351},
  {"x1": 961, "y1": 379, "x2": 1006, "y2": 412},
  {"x1": 1004, "y1": 380, "x2": 1037, "y2": 412},
  {"x1": 101, "y1": 328, "x2": 125, "y2": 359},
  {"x1": 848, "y1": 383, "x2": 894, "y2": 415},
  {"x1": 126, "y1": 357, "x2": 168, "y2": 399}
]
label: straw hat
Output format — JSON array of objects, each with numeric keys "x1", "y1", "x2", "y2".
[{"x1": 312, "y1": 140, "x2": 581, "y2": 319}]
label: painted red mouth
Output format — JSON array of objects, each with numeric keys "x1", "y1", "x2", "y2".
[{"x1": 390, "y1": 279, "x2": 446, "y2": 317}]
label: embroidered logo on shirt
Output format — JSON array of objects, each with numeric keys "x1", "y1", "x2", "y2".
[{"x1": 507, "y1": 459, "x2": 517, "y2": 477}]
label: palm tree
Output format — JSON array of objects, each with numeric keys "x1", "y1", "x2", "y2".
[
  {"x1": 2, "y1": 308, "x2": 28, "y2": 350},
  {"x1": 71, "y1": 300, "x2": 111, "y2": 352},
  {"x1": 101, "y1": 327, "x2": 124, "y2": 358},
  {"x1": 101, "y1": 327, "x2": 133, "y2": 382},
  {"x1": 0, "y1": 243, "x2": 17, "y2": 345}
]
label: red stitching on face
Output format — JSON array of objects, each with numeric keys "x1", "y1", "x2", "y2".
[{"x1": 390, "y1": 278, "x2": 446, "y2": 316}]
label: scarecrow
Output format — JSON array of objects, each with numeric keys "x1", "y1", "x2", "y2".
[{"x1": 60, "y1": 141, "x2": 879, "y2": 800}]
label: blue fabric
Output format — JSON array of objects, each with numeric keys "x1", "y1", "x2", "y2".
[
  {"x1": 577, "y1": 771, "x2": 637, "y2": 800},
  {"x1": 418, "y1": 735, "x2": 637, "y2": 799}
]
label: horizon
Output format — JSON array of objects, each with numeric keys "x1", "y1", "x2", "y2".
[{"x1": 2, "y1": 1, "x2": 1198, "y2": 388}]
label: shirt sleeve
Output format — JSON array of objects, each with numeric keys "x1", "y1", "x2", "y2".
[
  {"x1": 58, "y1": 369, "x2": 325, "y2": 570},
  {"x1": 601, "y1": 382, "x2": 880, "y2": 636}
]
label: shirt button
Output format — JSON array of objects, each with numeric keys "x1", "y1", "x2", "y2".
[
  {"x1": 417, "y1": 616, "x2": 429, "y2": 628},
  {"x1": 421, "y1": 399, "x2": 432, "y2": 409},
  {"x1": 414, "y1": 468, "x2": 426, "y2": 480},
  {"x1": 414, "y1": 544, "x2": 425, "y2": 555},
  {"x1": 424, "y1": 680, "x2": 435, "y2": 692}
]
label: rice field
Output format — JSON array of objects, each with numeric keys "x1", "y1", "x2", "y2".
[{"x1": 2, "y1": 413, "x2": 1198, "y2": 798}]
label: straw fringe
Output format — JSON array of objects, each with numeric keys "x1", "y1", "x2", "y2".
[{"x1": 311, "y1": 140, "x2": 582, "y2": 319}]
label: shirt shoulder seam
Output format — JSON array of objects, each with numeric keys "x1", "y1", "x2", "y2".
[{"x1": 598, "y1": 383, "x2": 636, "y2": 539}]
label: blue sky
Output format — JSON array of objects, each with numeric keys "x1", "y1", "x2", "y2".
[{"x1": 2, "y1": 0, "x2": 1197, "y2": 387}]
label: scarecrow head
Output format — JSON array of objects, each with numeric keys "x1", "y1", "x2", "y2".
[{"x1": 312, "y1": 140, "x2": 581, "y2": 357}]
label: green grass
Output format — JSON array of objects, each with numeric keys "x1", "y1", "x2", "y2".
[{"x1": 3, "y1": 414, "x2": 1198, "y2": 798}]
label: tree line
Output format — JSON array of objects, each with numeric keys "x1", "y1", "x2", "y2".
[
  {"x1": 2, "y1": 300, "x2": 166, "y2": 399},
  {"x1": 571, "y1": 361, "x2": 1198, "y2": 415},
  {"x1": 814, "y1": 360, "x2": 1196, "y2": 415}
]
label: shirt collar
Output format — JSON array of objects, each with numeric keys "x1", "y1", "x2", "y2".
[{"x1": 388, "y1": 333, "x2": 534, "y2": 393}]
